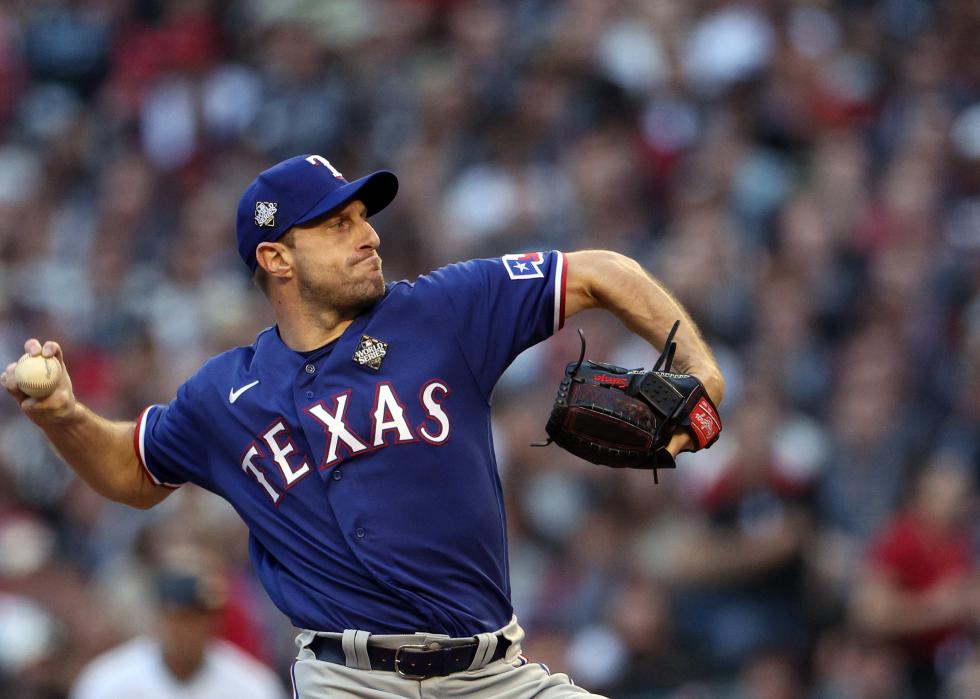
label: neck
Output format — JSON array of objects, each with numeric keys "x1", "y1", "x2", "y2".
[
  {"x1": 272, "y1": 293, "x2": 357, "y2": 351},
  {"x1": 162, "y1": 646, "x2": 205, "y2": 682}
]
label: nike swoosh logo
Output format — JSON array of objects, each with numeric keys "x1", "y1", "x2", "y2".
[{"x1": 229, "y1": 380, "x2": 260, "y2": 404}]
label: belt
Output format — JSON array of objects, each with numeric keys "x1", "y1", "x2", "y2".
[{"x1": 308, "y1": 634, "x2": 511, "y2": 680}]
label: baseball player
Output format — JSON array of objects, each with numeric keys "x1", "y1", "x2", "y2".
[
  {"x1": 71, "y1": 555, "x2": 286, "y2": 699},
  {"x1": 2, "y1": 155, "x2": 724, "y2": 698}
]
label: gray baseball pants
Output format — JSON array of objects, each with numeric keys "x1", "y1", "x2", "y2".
[{"x1": 290, "y1": 616, "x2": 608, "y2": 698}]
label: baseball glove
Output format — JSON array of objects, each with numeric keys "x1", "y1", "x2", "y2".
[{"x1": 534, "y1": 321, "x2": 721, "y2": 482}]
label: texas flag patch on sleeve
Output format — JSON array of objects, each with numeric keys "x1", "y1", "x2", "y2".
[{"x1": 502, "y1": 252, "x2": 545, "y2": 280}]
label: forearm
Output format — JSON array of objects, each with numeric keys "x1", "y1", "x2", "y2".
[
  {"x1": 565, "y1": 250, "x2": 724, "y2": 404},
  {"x1": 3, "y1": 339, "x2": 172, "y2": 509},
  {"x1": 41, "y1": 403, "x2": 168, "y2": 509}
]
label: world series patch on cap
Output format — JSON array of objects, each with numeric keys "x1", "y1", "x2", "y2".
[
  {"x1": 236, "y1": 155, "x2": 399, "y2": 273},
  {"x1": 254, "y1": 201, "x2": 278, "y2": 227}
]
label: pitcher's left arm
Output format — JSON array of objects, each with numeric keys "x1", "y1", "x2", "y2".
[{"x1": 563, "y1": 249, "x2": 725, "y2": 456}]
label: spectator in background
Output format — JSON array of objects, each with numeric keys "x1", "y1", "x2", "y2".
[
  {"x1": 734, "y1": 649, "x2": 803, "y2": 699},
  {"x1": 666, "y1": 383, "x2": 816, "y2": 671},
  {"x1": 814, "y1": 322, "x2": 915, "y2": 605},
  {"x1": 70, "y1": 550, "x2": 285, "y2": 699},
  {"x1": 574, "y1": 572, "x2": 698, "y2": 698},
  {"x1": 851, "y1": 455, "x2": 979, "y2": 698},
  {"x1": 810, "y1": 629, "x2": 914, "y2": 699},
  {"x1": 942, "y1": 643, "x2": 980, "y2": 699},
  {"x1": 0, "y1": 592, "x2": 58, "y2": 699}
]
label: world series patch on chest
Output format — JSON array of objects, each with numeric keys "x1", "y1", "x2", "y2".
[{"x1": 352, "y1": 335, "x2": 388, "y2": 370}]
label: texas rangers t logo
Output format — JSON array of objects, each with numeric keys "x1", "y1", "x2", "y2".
[{"x1": 502, "y1": 252, "x2": 545, "y2": 280}]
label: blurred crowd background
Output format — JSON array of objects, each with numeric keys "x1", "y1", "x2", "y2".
[{"x1": 1, "y1": 0, "x2": 979, "y2": 697}]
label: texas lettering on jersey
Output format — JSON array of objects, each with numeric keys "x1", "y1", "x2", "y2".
[{"x1": 240, "y1": 380, "x2": 451, "y2": 504}]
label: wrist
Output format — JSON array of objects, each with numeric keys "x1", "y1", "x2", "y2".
[
  {"x1": 30, "y1": 394, "x2": 82, "y2": 427},
  {"x1": 698, "y1": 371, "x2": 725, "y2": 407},
  {"x1": 673, "y1": 363, "x2": 723, "y2": 399}
]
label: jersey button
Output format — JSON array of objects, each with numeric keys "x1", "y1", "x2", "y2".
[
  {"x1": 305, "y1": 364, "x2": 316, "y2": 374},
  {"x1": 332, "y1": 470, "x2": 342, "y2": 481},
  {"x1": 354, "y1": 527, "x2": 365, "y2": 539},
  {"x1": 305, "y1": 391, "x2": 314, "y2": 399}
]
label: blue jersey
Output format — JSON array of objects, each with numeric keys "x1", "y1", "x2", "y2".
[{"x1": 135, "y1": 252, "x2": 567, "y2": 637}]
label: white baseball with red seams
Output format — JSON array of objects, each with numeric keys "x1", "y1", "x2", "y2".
[{"x1": 13, "y1": 354, "x2": 61, "y2": 398}]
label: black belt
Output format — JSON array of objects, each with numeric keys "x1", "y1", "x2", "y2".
[{"x1": 308, "y1": 634, "x2": 511, "y2": 680}]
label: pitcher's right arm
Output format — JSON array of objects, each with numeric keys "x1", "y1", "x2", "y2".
[{"x1": 2, "y1": 339, "x2": 174, "y2": 509}]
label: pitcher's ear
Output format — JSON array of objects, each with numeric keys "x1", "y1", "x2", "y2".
[{"x1": 255, "y1": 241, "x2": 293, "y2": 279}]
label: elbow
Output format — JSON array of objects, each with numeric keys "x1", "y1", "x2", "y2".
[
  {"x1": 118, "y1": 491, "x2": 170, "y2": 510},
  {"x1": 124, "y1": 494, "x2": 162, "y2": 510},
  {"x1": 96, "y1": 485, "x2": 158, "y2": 510},
  {"x1": 580, "y1": 249, "x2": 643, "y2": 280},
  {"x1": 120, "y1": 480, "x2": 172, "y2": 510},
  {"x1": 97, "y1": 472, "x2": 170, "y2": 510},
  {"x1": 601, "y1": 249, "x2": 643, "y2": 275},
  {"x1": 584, "y1": 250, "x2": 648, "y2": 303}
]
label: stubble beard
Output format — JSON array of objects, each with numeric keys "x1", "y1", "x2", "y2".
[{"x1": 297, "y1": 269, "x2": 385, "y2": 317}]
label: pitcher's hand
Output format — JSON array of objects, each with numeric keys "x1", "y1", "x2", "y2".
[{"x1": 1, "y1": 339, "x2": 77, "y2": 424}]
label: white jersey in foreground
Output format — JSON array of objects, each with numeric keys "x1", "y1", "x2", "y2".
[{"x1": 70, "y1": 637, "x2": 286, "y2": 699}]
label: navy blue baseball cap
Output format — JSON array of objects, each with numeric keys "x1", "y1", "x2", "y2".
[
  {"x1": 155, "y1": 565, "x2": 228, "y2": 611},
  {"x1": 236, "y1": 154, "x2": 399, "y2": 273}
]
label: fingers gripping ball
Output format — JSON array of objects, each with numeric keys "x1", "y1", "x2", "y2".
[{"x1": 14, "y1": 354, "x2": 62, "y2": 398}]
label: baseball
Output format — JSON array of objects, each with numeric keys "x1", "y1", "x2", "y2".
[{"x1": 14, "y1": 354, "x2": 62, "y2": 398}]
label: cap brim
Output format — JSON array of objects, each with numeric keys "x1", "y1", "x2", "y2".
[{"x1": 294, "y1": 170, "x2": 398, "y2": 227}]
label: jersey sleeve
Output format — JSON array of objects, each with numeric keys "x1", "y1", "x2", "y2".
[
  {"x1": 134, "y1": 379, "x2": 209, "y2": 489},
  {"x1": 425, "y1": 251, "x2": 567, "y2": 395}
]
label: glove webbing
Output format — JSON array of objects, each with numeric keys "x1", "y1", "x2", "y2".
[{"x1": 637, "y1": 320, "x2": 680, "y2": 483}]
